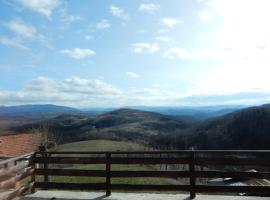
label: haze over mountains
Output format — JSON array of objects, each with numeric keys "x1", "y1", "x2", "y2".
[
  {"x1": 0, "y1": 103, "x2": 268, "y2": 150},
  {"x1": 0, "y1": 104, "x2": 242, "y2": 134},
  {"x1": 0, "y1": 104, "x2": 244, "y2": 120}
]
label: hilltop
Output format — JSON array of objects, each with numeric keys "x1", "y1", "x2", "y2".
[
  {"x1": 189, "y1": 104, "x2": 270, "y2": 149},
  {"x1": 16, "y1": 108, "x2": 191, "y2": 144},
  {"x1": 5, "y1": 104, "x2": 270, "y2": 150}
]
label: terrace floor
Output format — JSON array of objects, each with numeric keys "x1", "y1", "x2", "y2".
[{"x1": 20, "y1": 191, "x2": 270, "y2": 200}]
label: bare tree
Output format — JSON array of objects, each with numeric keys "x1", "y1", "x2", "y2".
[{"x1": 30, "y1": 122, "x2": 58, "y2": 150}]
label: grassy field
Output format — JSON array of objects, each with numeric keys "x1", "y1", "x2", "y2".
[
  {"x1": 55, "y1": 139, "x2": 151, "y2": 152},
  {"x1": 43, "y1": 140, "x2": 187, "y2": 186}
]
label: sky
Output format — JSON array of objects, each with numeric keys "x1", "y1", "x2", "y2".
[{"x1": 0, "y1": 0, "x2": 270, "y2": 108}]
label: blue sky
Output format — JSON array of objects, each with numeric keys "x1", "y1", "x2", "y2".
[{"x1": 0, "y1": 0, "x2": 270, "y2": 108}]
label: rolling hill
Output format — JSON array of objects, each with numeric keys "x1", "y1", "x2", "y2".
[
  {"x1": 150, "y1": 104, "x2": 270, "y2": 150},
  {"x1": 16, "y1": 108, "x2": 192, "y2": 144},
  {"x1": 0, "y1": 104, "x2": 241, "y2": 135},
  {"x1": 6, "y1": 104, "x2": 270, "y2": 150},
  {"x1": 0, "y1": 104, "x2": 82, "y2": 134},
  {"x1": 188, "y1": 104, "x2": 270, "y2": 149},
  {"x1": 126, "y1": 105, "x2": 244, "y2": 121},
  {"x1": 0, "y1": 104, "x2": 81, "y2": 119}
]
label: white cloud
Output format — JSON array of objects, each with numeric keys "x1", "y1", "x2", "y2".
[
  {"x1": 60, "y1": 48, "x2": 96, "y2": 59},
  {"x1": 4, "y1": 19, "x2": 50, "y2": 48},
  {"x1": 0, "y1": 76, "x2": 183, "y2": 107},
  {"x1": 96, "y1": 19, "x2": 111, "y2": 30},
  {"x1": 202, "y1": 0, "x2": 270, "y2": 48},
  {"x1": 126, "y1": 72, "x2": 139, "y2": 78},
  {"x1": 19, "y1": 0, "x2": 60, "y2": 17},
  {"x1": 5, "y1": 19, "x2": 36, "y2": 38},
  {"x1": 132, "y1": 43, "x2": 159, "y2": 54},
  {"x1": 160, "y1": 18, "x2": 182, "y2": 28},
  {"x1": 0, "y1": 77, "x2": 123, "y2": 107},
  {"x1": 109, "y1": 5, "x2": 128, "y2": 20},
  {"x1": 85, "y1": 35, "x2": 94, "y2": 40},
  {"x1": 59, "y1": 8, "x2": 82, "y2": 29},
  {"x1": 1, "y1": 76, "x2": 270, "y2": 107},
  {"x1": 199, "y1": 9, "x2": 213, "y2": 21},
  {"x1": 163, "y1": 47, "x2": 245, "y2": 60},
  {"x1": 138, "y1": 3, "x2": 160, "y2": 14},
  {"x1": 163, "y1": 47, "x2": 221, "y2": 60},
  {"x1": 156, "y1": 36, "x2": 171, "y2": 42},
  {"x1": 0, "y1": 36, "x2": 27, "y2": 50}
]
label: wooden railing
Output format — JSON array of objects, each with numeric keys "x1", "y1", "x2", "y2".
[
  {"x1": 0, "y1": 152, "x2": 35, "y2": 200},
  {"x1": 32, "y1": 150, "x2": 270, "y2": 199}
]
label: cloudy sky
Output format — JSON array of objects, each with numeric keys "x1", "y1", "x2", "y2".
[{"x1": 0, "y1": 0, "x2": 270, "y2": 108}]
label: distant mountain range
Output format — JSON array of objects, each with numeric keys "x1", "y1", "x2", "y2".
[
  {"x1": 124, "y1": 105, "x2": 245, "y2": 121},
  {"x1": 16, "y1": 108, "x2": 191, "y2": 143},
  {"x1": 0, "y1": 104, "x2": 242, "y2": 134},
  {"x1": 0, "y1": 104, "x2": 81, "y2": 119},
  {"x1": 2, "y1": 103, "x2": 270, "y2": 150},
  {"x1": 0, "y1": 104, "x2": 82, "y2": 133},
  {"x1": 0, "y1": 104, "x2": 244, "y2": 120}
]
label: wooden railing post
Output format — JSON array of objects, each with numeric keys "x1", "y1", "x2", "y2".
[
  {"x1": 189, "y1": 149, "x2": 196, "y2": 199},
  {"x1": 39, "y1": 145, "x2": 49, "y2": 188},
  {"x1": 106, "y1": 153, "x2": 111, "y2": 196},
  {"x1": 30, "y1": 153, "x2": 36, "y2": 193},
  {"x1": 14, "y1": 160, "x2": 21, "y2": 189}
]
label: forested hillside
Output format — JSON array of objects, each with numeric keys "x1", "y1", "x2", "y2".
[
  {"x1": 16, "y1": 108, "x2": 191, "y2": 144},
  {"x1": 10, "y1": 104, "x2": 270, "y2": 150}
]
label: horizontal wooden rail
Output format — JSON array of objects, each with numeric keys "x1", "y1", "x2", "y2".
[
  {"x1": 36, "y1": 169, "x2": 270, "y2": 179},
  {"x1": 35, "y1": 182, "x2": 106, "y2": 190},
  {"x1": 34, "y1": 156, "x2": 270, "y2": 166},
  {"x1": 34, "y1": 157, "x2": 191, "y2": 164},
  {"x1": 0, "y1": 167, "x2": 34, "y2": 190},
  {"x1": 37, "y1": 150, "x2": 270, "y2": 154},
  {"x1": 0, "y1": 182, "x2": 34, "y2": 200},
  {"x1": 36, "y1": 169, "x2": 190, "y2": 178},
  {"x1": 0, "y1": 162, "x2": 28, "y2": 180},
  {"x1": 0, "y1": 152, "x2": 34, "y2": 166},
  {"x1": 7, "y1": 150, "x2": 270, "y2": 199},
  {"x1": 0, "y1": 153, "x2": 35, "y2": 200}
]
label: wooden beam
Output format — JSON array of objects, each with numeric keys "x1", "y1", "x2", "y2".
[
  {"x1": 35, "y1": 182, "x2": 106, "y2": 190},
  {"x1": 0, "y1": 167, "x2": 34, "y2": 190}
]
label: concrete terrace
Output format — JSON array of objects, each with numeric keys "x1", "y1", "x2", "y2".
[{"x1": 20, "y1": 191, "x2": 270, "y2": 200}]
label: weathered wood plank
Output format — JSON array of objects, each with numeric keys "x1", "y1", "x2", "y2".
[
  {"x1": 35, "y1": 182, "x2": 106, "y2": 190},
  {"x1": 39, "y1": 150, "x2": 270, "y2": 155},
  {"x1": 0, "y1": 153, "x2": 33, "y2": 167},
  {"x1": 106, "y1": 153, "x2": 111, "y2": 196},
  {"x1": 36, "y1": 169, "x2": 106, "y2": 177},
  {"x1": 0, "y1": 182, "x2": 34, "y2": 200},
  {"x1": 0, "y1": 167, "x2": 34, "y2": 190},
  {"x1": 36, "y1": 169, "x2": 191, "y2": 178},
  {"x1": 34, "y1": 157, "x2": 191, "y2": 164},
  {"x1": 0, "y1": 162, "x2": 28, "y2": 180}
]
